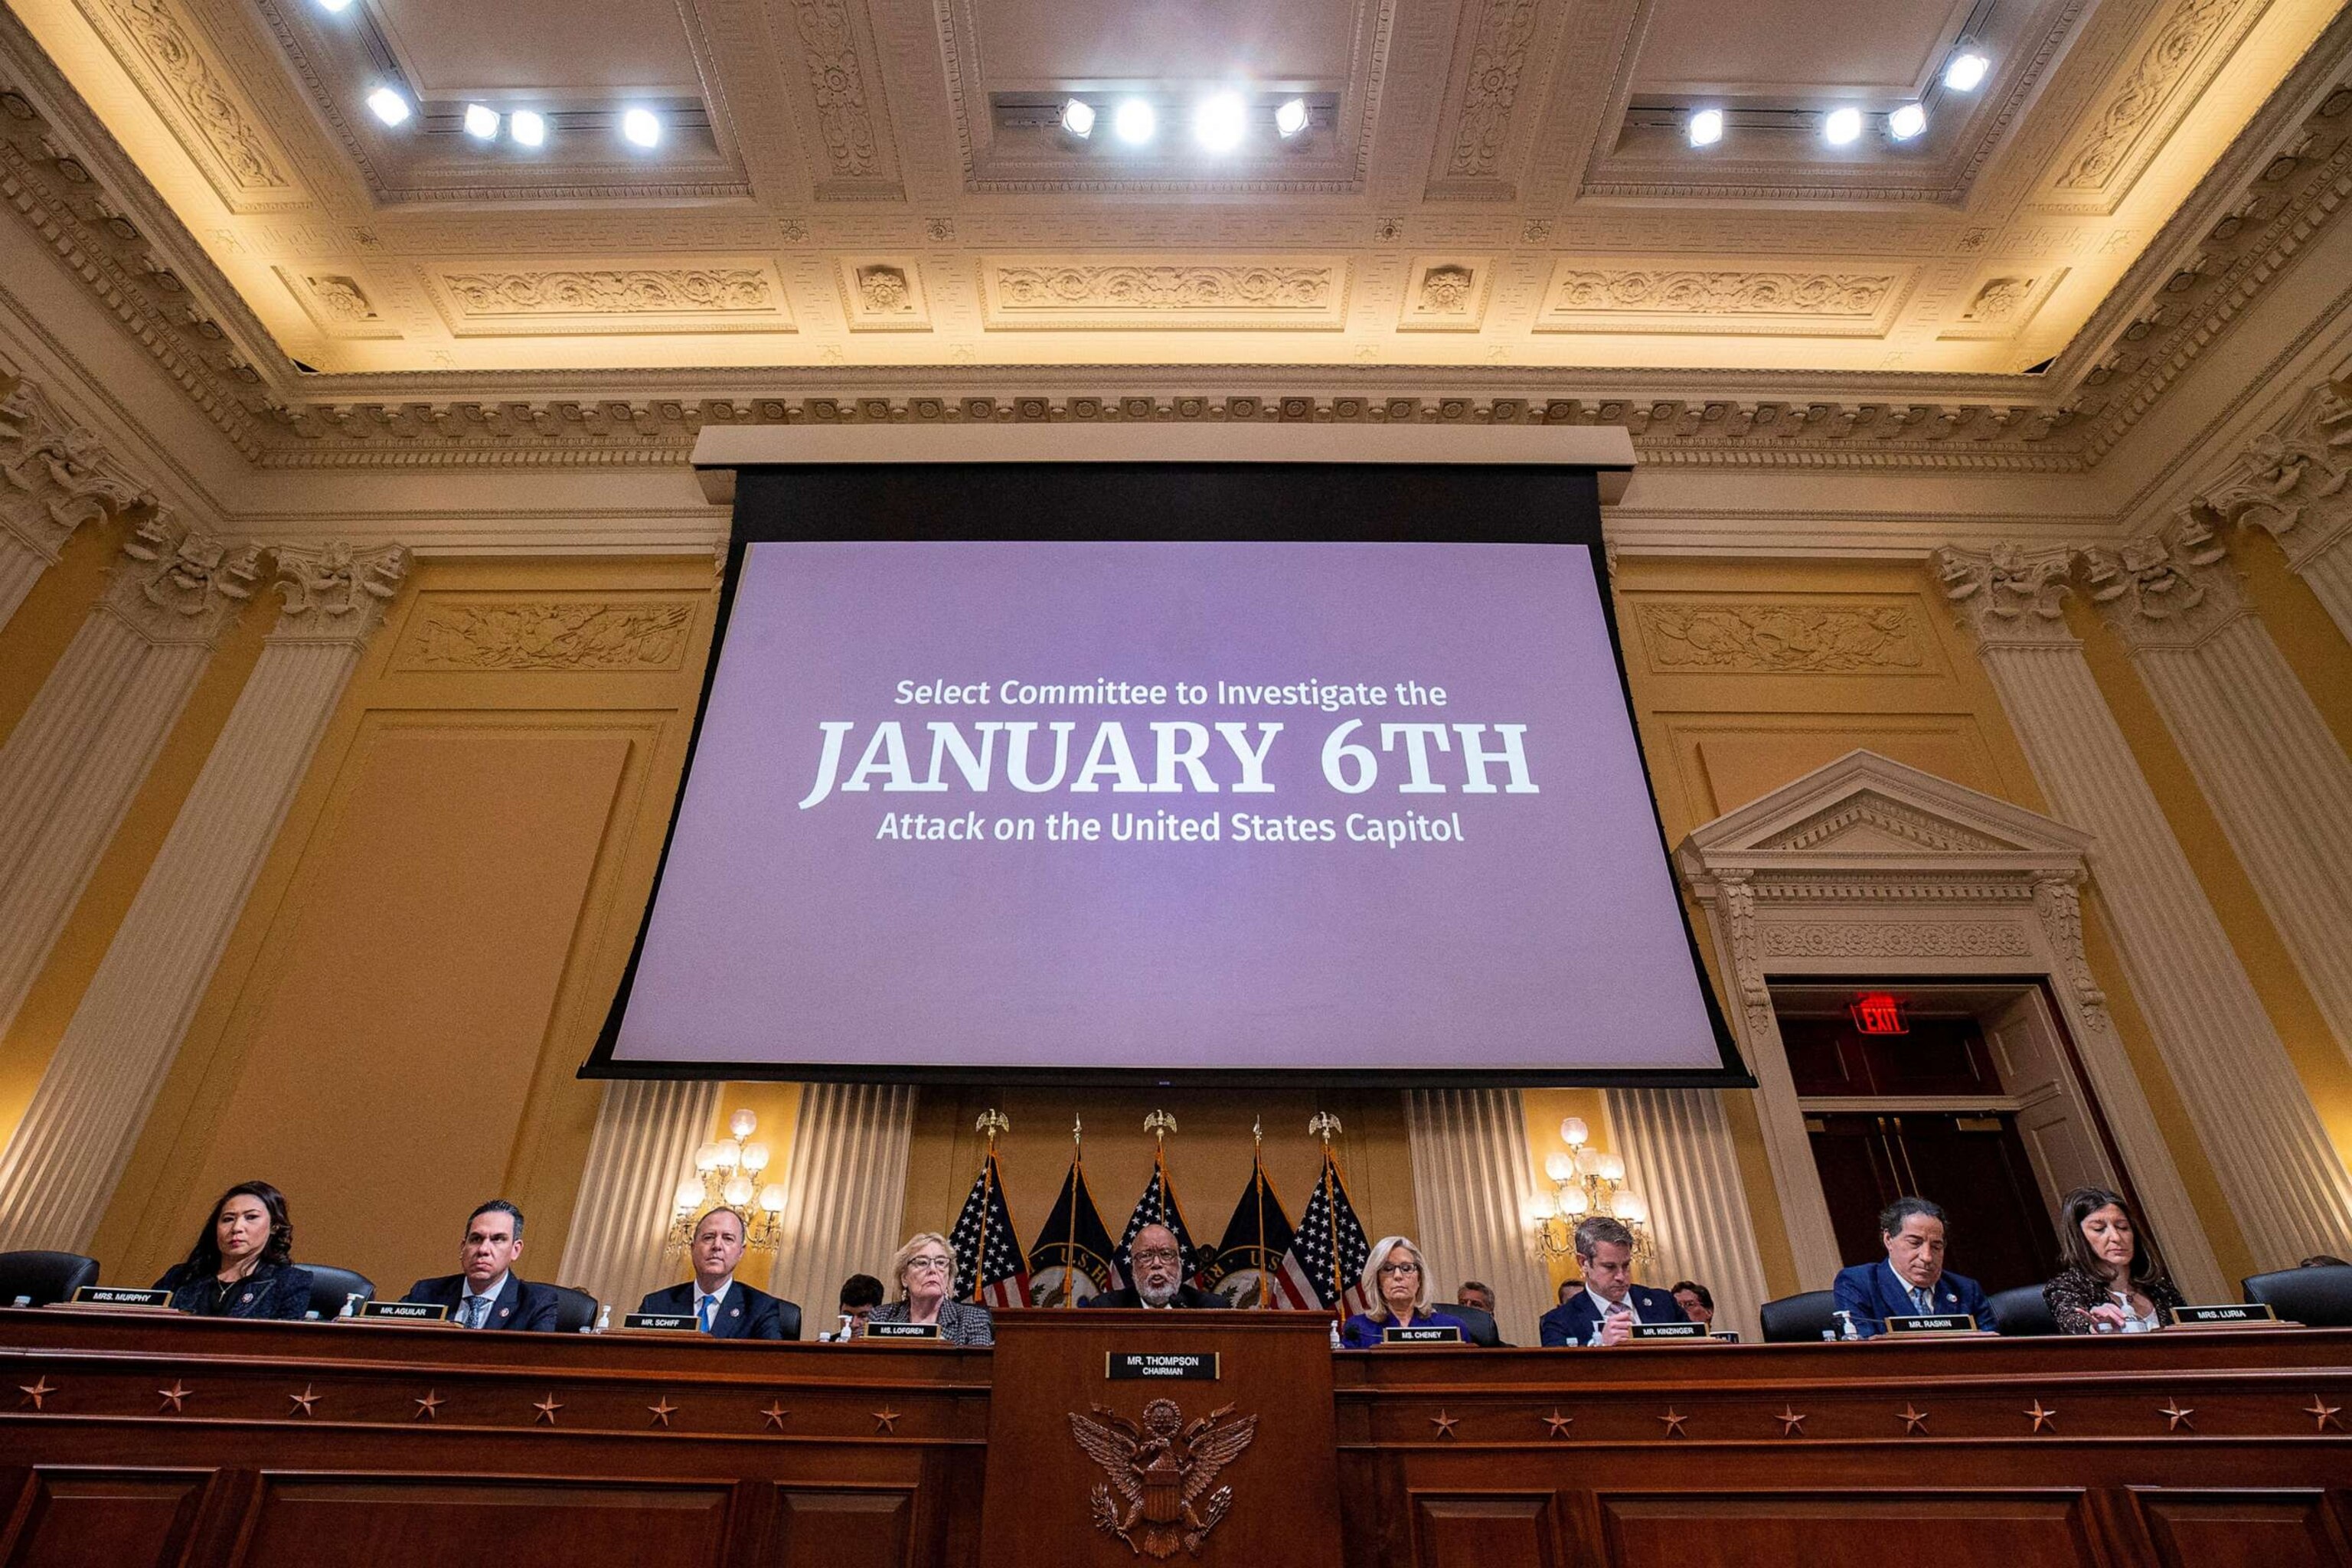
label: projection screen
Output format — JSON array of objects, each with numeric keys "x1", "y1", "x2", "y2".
[{"x1": 589, "y1": 451, "x2": 1743, "y2": 1086}]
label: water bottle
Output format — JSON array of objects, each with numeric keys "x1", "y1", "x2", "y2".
[
  {"x1": 338, "y1": 1292, "x2": 361, "y2": 1320},
  {"x1": 1328, "y1": 1318, "x2": 1342, "y2": 1350},
  {"x1": 591, "y1": 1303, "x2": 612, "y2": 1334},
  {"x1": 1835, "y1": 1310, "x2": 1860, "y2": 1341}
]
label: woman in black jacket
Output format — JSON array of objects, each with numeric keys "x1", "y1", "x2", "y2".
[
  {"x1": 154, "y1": 1180, "x2": 313, "y2": 1319},
  {"x1": 2040, "y1": 1185, "x2": 2183, "y2": 1334}
]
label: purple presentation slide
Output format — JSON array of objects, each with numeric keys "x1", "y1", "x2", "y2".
[{"x1": 610, "y1": 539, "x2": 1723, "y2": 1072}]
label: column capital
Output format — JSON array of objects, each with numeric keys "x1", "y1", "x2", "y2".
[
  {"x1": 1932, "y1": 543, "x2": 2078, "y2": 647},
  {"x1": 1, "y1": 377, "x2": 149, "y2": 564},
  {"x1": 2082, "y1": 516, "x2": 2246, "y2": 651},
  {"x1": 266, "y1": 541, "x2": 411, "y2": 645},
  {"x1": 100, "y1": 514, "x2": 261, "y2": 645},
  {"x1": 2191, "y1": 376, "x2": 2352, "y2": 572}
]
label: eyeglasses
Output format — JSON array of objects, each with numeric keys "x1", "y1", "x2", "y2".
[
  {"x1": 1377, "y1": 1260, "x2": 1422, "y2": 1276},
  {"x1": 1130, "y1": 1249, "x2": 1182, "y2": 1266},
  {"x1": 906, "y1": 1255, "x2": 952, "y2": 1271}
]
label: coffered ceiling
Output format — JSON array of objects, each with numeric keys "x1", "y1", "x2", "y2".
[{"x1": 1, "y1": 0, "x2": 2348, "y2": 475}]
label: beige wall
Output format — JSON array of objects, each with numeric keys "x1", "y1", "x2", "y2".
[{"x1": 2, "y1": 519, "x2": 2347, "y2": 1305}]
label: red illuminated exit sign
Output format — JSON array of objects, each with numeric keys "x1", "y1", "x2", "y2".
[{"x1": 1850, "y1": 993, "x2": 1908, "y2": 1034}]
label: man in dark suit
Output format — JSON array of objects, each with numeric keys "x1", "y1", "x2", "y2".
[
  {"x1": 403, "y1": 1199, "x2": 560, "y2": 1331},
  {"x1": 638, "y1": 1205, "x2": 799, "y2": 1339},
  {"x1": 1539, "y1": 1215, "x2": 1687, "y2": 1346},
  {"x1": 1831, "y1": 1195, "x2": 1991, "y2": 1338},
  {"x1": 1081, "y1": 1223, "x2": 1233, "y2": 1309},
  {"x1": 1453, "y1": 1280, "x2": 1508, "y2": 1347}
]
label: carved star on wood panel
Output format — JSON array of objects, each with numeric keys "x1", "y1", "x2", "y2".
[
  {"x1": 1897, "y1": 1404, "x2": 1929, "y2": 1436},
  {"x1": 413, "y1": 1389, "x2": 443, "y2": 1420},
  {"x1": 1428, "y1": 1410, "x2": 1457, "y2": 1437},
  {"x1": 18, "y1": 1377, "x2": 55, "y2": 1410},
  {"x1": 2158, "y1": 1399, "x2": 2194, "y2": 1432},
  {"x1": 873, "y1": 1407, "x2": 900, "y2": 1433},
  {"x1": 1775, "y1": 1406, "x2": 1807, "y2": 1436},
  {"x1": 648, "y1": 1397, "x2": 677, "y2": 1428},
  {"x1": 1542, "y1": 1410, "x2": 1573, "y2": 1437},
  {"x1": 2306, "y1": 1396, "x2": 2344, "y2": 1432},
  {"x1": 762, "y1": 1400, "x2": 791, "y2": 1430},
  {"x1": 2025, "y1": 1401, "x2": 2057, "y2": 1433},
  {"x1": 1657, "y1": 1408, "x2": 1688, "y2": 1437},
  {"x1": 156, "y1": 1380, "x2": 192, "y2": 1413},
  {"x1": 534, "y1": 1393, "x2": 563, "y2": 1425},
  {"x1": 288, "y1": 1384, "x2": 320, "y2": 1416}
]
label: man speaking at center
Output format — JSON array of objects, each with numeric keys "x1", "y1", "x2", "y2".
[{"x1": 1080, "y1": 1223, "x2": 1233, "y2": 1309}]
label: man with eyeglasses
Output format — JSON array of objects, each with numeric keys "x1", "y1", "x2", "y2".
[{"x1": 1080, "y1": 1223, "x2": 1233, "y2": 1309}]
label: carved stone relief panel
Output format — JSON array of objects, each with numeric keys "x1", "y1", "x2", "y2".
[
  {"x1": 1533, "y1": 263, "x2": 1915, "y2": 336},
  {"x1": 2036, "y1": 0, "x2": 2268, "y2": 216},
  {"x1": 74, "y1": 0, "x2": 308, "y2": 212},
  {"x1": 1423, "y1": 0, "x2": 1563, "y2": 201},
  {"x1": 423, "y1": 261, "x2": 795, "y2": 336},
  {"x1": 1939, "y1": 269, "x2": 2068, "y2": 341},
  {"x1": 393, "y1": 593, "x2": 699, "y2": 673},
  {"x1": 1633, "y1": 599, "x2": 1938, "y2": 676},
  {"x1": 835, "y1": 258, "x2": 932, "y2": 332},
  {"x1": 977, "y1": 258, "x2": 1352, "y2": 331},
  {"x1": 275, "y1": 266, "x2": 398, "y2": 339},
  {"x1": 774, "y1": 0, "x2": 903, "y2": 200},
  {"x1": 1396, "y1": 259, "x2": 1493, "y2": 331}
]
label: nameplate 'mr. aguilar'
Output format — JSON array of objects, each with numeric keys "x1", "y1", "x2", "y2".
[
  {"x1": 1629, "y1": 1321, "x2": 1709, "y2": 1341},
  {"x1": 2169, "y1": 1302, "x2": 2278, "y2": 1327},
  {"x1": 1106, "y1": 1351, "x2": 1220, "y2": 1380},
  {"x1": 622, "y1": 1312, "x2": 698, "y2": 1332},
  {"x1": 864, "y1": 1321, "x2": 942, "y2": 1341},
  {"x1": 70, "y1": 1285, "x2": 172, "y2": 1308},
  {"x1": 1884, "y1": 1312, "x2": 1978, "y2": 1334},
  {"x1": 358, "y1": 1300, "x2": 449, "y2": 1321}
]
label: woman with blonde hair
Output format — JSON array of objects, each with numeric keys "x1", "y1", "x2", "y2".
[
  {"x1": 1340, "y1": 1235, "x2": 1469, "y2": 1348},
  {"x1": 863, "y1": 1231, "x2": 993, "y2": 1345}
]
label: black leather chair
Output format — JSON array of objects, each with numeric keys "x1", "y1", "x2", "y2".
[
  {"x1": 0, "y1": 1250, "x2": 100, "y2": 1308},
  {"x1": 1449, "y1": 1302, "x2": 1504, "y2": 1347},
  {"x1": 548, "y1": 1284, "x2": 599, "y2": 1334},
  {"x1": 2243, "y1": 1264, "x2": 2352, "y2": 1328},
  {"x1": 1987, "y1": 1284, "x2": 2059, "y2": 1336},
  {"x1": 1759, "y1": 1289, "x2": 1841, "y2": 1343},
  {"x1": 301, "y1": 1265, "x2": 375, "y2": 1320}
]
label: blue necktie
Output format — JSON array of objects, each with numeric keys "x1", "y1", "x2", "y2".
[
  {"x1": 699, "y1": 1292, "x2": 716, "y2": 1332},
  {"x1": 1911, "y1": 1286, "x2": 1932, "y2": 1315},
  {"x1": 462, "y1": 1294, "x2": 485, "y2": 1328}
]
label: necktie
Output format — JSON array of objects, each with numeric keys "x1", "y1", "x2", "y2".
[
  {"x1": 699, "y1": 1292, "x2": 716, "y2": 1332},
  {"x1": 462, "y1": 1294, "x2": 485, "y2": 1328},
  {"x1": 1911, "y1": 1286, "x2": 1932, "y2": 1315}
]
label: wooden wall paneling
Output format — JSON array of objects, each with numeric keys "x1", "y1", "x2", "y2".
[
  {"x1": 0, "y1": 1467, "x2": 211, "y2": 1567},
  {"x1": 770, "y1": 1486, "x2": 915, "y2": 1568},
  {"x1": 1408, "y1": 1492, "x2": 1557, "y2": 1568},
  {"x1": 231, "y1": 1475, "x2": 732, "y2": 1567},
  {"x1": 2127, "y1": 1488, "x2": 2352, "y2": 1568},
  {"x1": 1594, "y1": 1491, "x2": 2105, "y2": 1568}
]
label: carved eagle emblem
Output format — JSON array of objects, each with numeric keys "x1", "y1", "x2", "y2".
[{"x1": 1068, "y1": 1397, "x2": 1259, "y2": 1558}]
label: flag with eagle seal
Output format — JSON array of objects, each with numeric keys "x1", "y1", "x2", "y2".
[{"x1": 1068, "y1": 1398, "x2": 1259, "y2": 1559}]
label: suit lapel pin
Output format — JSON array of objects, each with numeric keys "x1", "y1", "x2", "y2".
[
  {"x1": 729, "y1": 1307, "x2": 740, "y2": 1317},
  {"x1": 498, "y1": 1307, "x2": 511, "y2": 1318},
  {"x1": 239, "y1": 1292, "x2": 253, "y2": 1305}
]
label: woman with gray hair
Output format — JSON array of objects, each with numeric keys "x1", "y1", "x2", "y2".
[
  {"x1": 1340, "y1": 1235, "x2": 1469, "y2": 1348},
  {"x1": 864, "y1": 1230, "x2": 994, "y2": 1345}
]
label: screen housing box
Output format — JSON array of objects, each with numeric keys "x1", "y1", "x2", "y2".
[{"x1": 588, "y1": 424, "x2": 1746, "y2": 1089}]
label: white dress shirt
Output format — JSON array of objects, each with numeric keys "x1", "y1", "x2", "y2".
[{"x1": 457, "y1": 1271, "x2": 510, "y2": 1328}]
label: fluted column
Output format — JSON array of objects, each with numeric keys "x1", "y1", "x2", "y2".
[
  {"x1": 0, "y1": 543, "x2": 410, "y2": 1251},
  {"x1": 1938, "y1": 545, "x2": 2352, "y2": 1269},
  {"x1": 1605, "y1": 1087, "x2": 1771, "y2": 1342},
  {"x1": 766, "y1": 1082, "x2": 917, "y2": 1329},
  {"x1": 1, "y1": 376, "x2": 147, "y2": 630},
  {"x1": 2190, "y1": 375, "x2": 2352, "y2": 642},
  {"x1": 2083, "y1": 521, "x2": 2352, "y2": 1067},
  {"x1": 556, "y1": 1079, "x2": 723, "y2": 1312},
  {"x1": 1403, "y1": 1089, "x2": 1550, "y2": 1342},
  {"x1": 0, "y1": 518, "x2": 258, "y2": 1042}
]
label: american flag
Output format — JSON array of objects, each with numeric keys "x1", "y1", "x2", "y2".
[
  {"x1": 949, "y1": 1150, "x2": 1029, "y2": 1309},
  {"x1": 1112, "y1": 1156, "x2": 1202, "y2": 1289},
  {"x1": 1197, "y1": 1152, "x2": 1321, "y2": 1308},
  {"x1": 1281, "y1": 1149, "x2": 1373, "y2": 1315},
  {"x1": 1027, "y1": 1153, "x2": 1119, "y2": 1305}
]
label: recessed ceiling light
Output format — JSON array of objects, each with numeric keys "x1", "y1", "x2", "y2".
[
  {"x1": 1194, "y1": 92, "x2": 1246, "y2": 153},
  {"x1": 1888, "y1": 102, "x2": 1927, "y2": 141},
  {"x1": 1822, "y1": 106, "x2": 1863, "y2": 145},
  {"x1": 1275, "y1": 96, "x2": 1308, "y2": 139},
  {"x1": 622, "y1": 108, "x2": 662, "y2": 148},
  {"x1": 1945, "y1": 51, "x2": 1990, "y2": 92},
  {"x1": 510, "y1": 109, "x2": 547, "y2": 147},
  {"x1": 462, "y1": 103, "x2": 500, "y2": 141},
  {"x1": 1112, "y1": 98, "x2": 1155, "y2": 145},
  {"x1": 1060, "y1": 98, "x2": 1096, "y2": 139},
  {"x1": 1687, "y1": 107, "x2": 1723, "y2": 147},
  {"x1": 365, "y1": 87, "x2": 411, "y2": 127},
  {"x1": 315, "y1": 0, "x2": 354, "y2": 11}
]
